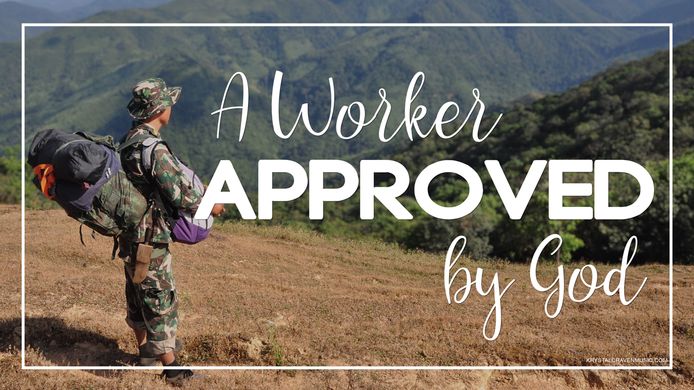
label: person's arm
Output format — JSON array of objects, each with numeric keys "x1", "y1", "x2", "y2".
[{"x1": 150, "y1": 144, "x2": 202, "y2": 212}]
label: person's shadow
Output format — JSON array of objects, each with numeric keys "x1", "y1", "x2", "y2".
[{"x1": 0, "y1": 316, "x2": 135, "y2": 367}]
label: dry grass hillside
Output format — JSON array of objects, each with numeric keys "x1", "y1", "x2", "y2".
[{"x1": 0, "y1": 205, "x2": 692, "y2": 388}]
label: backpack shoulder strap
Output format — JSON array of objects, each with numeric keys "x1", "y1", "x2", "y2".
[
  {"x1": 117, "y1": 132, "x2": 171, "y2": 174},
  {"x1": 119, "y1": 133, "x2": 176, "y2": 217},
  {"x1": 141, "y1": 137, "x2": 170, "y2": 173},
  {"x1": 117, "y1": 132, "x2": 152, "y2": 153}
]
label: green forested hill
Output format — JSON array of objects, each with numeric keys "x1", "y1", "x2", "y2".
[
  {"x1": 0, "y1": 0, "x2": 682, "y2": 184},
  {"x1": 387, "y1": 39, "x2": 689, "y2": 168},
  {"x1": 268, "y1": 40, "x2": 693, "y2": 264}
]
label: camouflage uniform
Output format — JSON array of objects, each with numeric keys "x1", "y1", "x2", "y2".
[
  {"x1": 119, "y1": 123, "x2": 202, "y2": 244},
  {"x1": 120, "y1": 243, "x2": 178, "y2": 355},
  {"x1": 118, "y1": 78, "x2": 201, "y2": 356}
]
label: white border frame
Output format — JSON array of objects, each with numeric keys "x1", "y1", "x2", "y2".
[{"x1": 21, "y1": 22, "x2": 674, "y2": 371}]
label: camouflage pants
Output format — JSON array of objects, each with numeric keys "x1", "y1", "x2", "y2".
[{"x1": 121, "y1": 240, "x2": 178, "y2": 356}]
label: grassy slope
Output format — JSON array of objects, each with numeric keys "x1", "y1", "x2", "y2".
[{"x1": 0, "y1": 205, "x2": 692, "y2": 388}]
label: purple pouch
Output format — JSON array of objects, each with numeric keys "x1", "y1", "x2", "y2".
[
  {"x1": 171, "y1": 213, "x2": 212, "y2": 244},
  {"x1": 169, "y1": 160, "x2": 213, "y2": 244}
]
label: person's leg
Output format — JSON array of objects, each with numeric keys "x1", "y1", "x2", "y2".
[
  {"x1": 138, "y1": 245, "x2": 180, "y2": 359},
  {"x1": 132, "y1": 244, "x2": 198, "y2": 383},
  {"x1": 138, "y1": 245, "x2": 196, "y2": 383},
  {"x1": 124, "y1": 241, "x2": 177, "y2": 366}
]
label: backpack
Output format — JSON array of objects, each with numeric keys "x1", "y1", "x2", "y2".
[
  {"x1": 28, "y1": 129, "x2": 150, "y2": 257},
  {"x1": 118, "y1": 132, "x2": 212, "y2": 245}
]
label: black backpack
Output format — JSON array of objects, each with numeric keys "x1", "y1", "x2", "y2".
[{"x1": 28, "y1": 129, "x2": 150, "y2": 256}]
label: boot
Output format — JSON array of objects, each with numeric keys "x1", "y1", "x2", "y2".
[
  {"x1": 163, "y1": 368, "x2": 196, "y2": 386},
  {"x1": 161, "y1": 359, "x2": 205, "y2": 386}
]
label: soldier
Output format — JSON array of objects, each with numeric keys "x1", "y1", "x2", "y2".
[{"x1": 118, "y1": 78, "x2": 224, "y2": 385}]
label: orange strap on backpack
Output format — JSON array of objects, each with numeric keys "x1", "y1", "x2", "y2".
[{"x1": 33, "y1": 163, "x2": 56, "y2": 200}]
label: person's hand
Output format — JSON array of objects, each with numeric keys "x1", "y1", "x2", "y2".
[{"x1": 211, "y1": 203, "x2": 225, "y2": 217}]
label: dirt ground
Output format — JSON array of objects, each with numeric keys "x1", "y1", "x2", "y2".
[{"x1": 0, "y1": 205, "x2": 692, "y2": 389}]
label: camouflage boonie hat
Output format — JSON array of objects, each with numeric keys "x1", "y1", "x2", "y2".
[{"x1": 127, "y1": 78, "x2": 181, "y2": 121}]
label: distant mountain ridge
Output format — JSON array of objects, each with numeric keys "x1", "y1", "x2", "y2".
[
  {"x1": 0, "y1": 1, "x2": 61, "y2": 41},
  {"x1": 0, "y1": 0, "x2": 171, "y2": 41}
]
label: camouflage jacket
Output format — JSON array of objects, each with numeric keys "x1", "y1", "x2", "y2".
[{"x1": 120, "y1": 123, "x2": 202, "y2": 244}]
